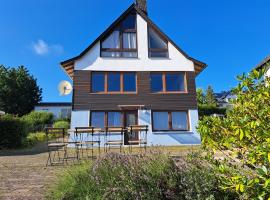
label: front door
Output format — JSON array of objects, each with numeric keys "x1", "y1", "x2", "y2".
[{"x1": 124, "y1": 111, "x2": 138, "y2": 145}]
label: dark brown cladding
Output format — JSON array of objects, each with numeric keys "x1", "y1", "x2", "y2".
[{"x1": 73, "y1": 70, "x2": 197, "y2": 111}]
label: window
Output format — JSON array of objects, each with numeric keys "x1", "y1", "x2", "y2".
[
  {"x1": 101, "y1": 14, "x2": 137, "y2": 58},
  {"x1": 107, "y1": 73, "x2": 120, "y2": 92},
  {"x1": 92, "y1": 72, "x2": 105, "y2": 92},
  {"x1": 152, "y1": 111, "x2": 188, "y2": 131},
  {"x1": 91, "y1": 111, "x2": 122, "y2": 128},
  {"x1": 91, "y1": 112, "x2": 105, "y2": 128},
  {"x1": 108, "y1": 112, "x2": 122, "y2": 127},
  {"x1": 91, "y1": 72, "x2": 136, "y2": 93},
  {"x1": 150, "y1": 72, "x2": 186, "y2": 93},
  {"x1": 150, "y1": 73, "x2": 163, "y2": 92},
  {"x1": 165, "y1": 73, "x2": 185, "y2": 92},
  {"x1": 123, "y1": 72, "x2": 136, "y2": 92},
  {"x1": 148, "y1": 27, "x2": 168, "y2": 58}
]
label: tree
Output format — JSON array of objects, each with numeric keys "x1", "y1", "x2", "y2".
[
  {"x1": 198, "y1": 69, "x2": 270, "y2": 199},
  {"x1": 205, "y1": 85, "x2": 217, "y2": 106},
  {"x1": 0, "y1": 65, "x2": 42, "y2": 116},
  {"x1": 196, "y1": 88, "x2": 205, "y2": 105}
]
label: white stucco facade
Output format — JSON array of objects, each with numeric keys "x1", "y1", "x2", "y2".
[
  {"x1": 74, "y1": 14, "x2": 195, "y2": 72},
  {"x1": 71, "y1": 109, "x2": 200, "y2": 146}
]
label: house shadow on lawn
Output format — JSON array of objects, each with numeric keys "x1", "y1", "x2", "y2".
[{"x1": 0, "y1": 142, "x2": 49, "y2": 156}]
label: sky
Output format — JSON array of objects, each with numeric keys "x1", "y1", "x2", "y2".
[{"x1": 0, "y1": 0, "x2": 269, "y2": 102}]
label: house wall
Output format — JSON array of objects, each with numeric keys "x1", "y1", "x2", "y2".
[
  {"x1": 74, "y1": 14, "x2": 195, "y2": 72},
  {"x1": 73, "y1": 70, "x2": 197, "y2": 110},
  {"x1": 34, "y1": 106, "x2": 71, "y2": 119},
  {"x1": 70, "y1": 109, "x2": 200, "y2": 146},
  {"x1": 266, "y1": 68, "x2": 270, "y2": 77}
]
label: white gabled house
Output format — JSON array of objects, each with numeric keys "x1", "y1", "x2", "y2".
[{"x1": 60, "y1": 0, "x2": 207, "y2": 146}]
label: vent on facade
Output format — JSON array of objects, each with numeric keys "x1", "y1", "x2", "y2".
[{"x1": 136, "y1": 0, "x2": 148, "y2": 15}]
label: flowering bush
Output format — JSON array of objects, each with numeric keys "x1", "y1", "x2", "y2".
[{"x1": 48, "y1": 152, "x2": 236, "y2": 200}]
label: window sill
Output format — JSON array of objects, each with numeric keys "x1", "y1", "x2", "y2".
[
  {"x1": 152, "y1": 130, "x2": 191, "y2": 134},
  {"x1": 150, "y1": 91, "x2": 188, "y2": 94},
  {"x1": 90, "y1": 92, "x2": 137, "y2": 95}
]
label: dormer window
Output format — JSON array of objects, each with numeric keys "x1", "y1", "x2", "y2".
[
  {"x1": 101, "y1": 14, "x2": 137, "y2": 58},
  {"x1": 148, "y1": 27, "x2": 168, "y2": 58}
]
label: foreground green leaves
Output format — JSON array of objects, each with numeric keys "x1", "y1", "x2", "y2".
[{"x1": 198, "y1": 68, "x2": 270, "y2": 199}]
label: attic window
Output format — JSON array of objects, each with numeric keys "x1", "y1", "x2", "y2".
[
  {"x1": 101, "y1": 14, "x2": 137, "y2": 58},
  {"x1": 148, "y1": 27, "x2": 168, "y2": 58}
]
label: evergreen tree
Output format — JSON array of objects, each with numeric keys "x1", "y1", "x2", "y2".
[
  {"x1": 0, "y1": 65, "x2": 42, "y2": 116},
  {"x1": 196, "y1": 88, "x2": 205, "y2": 105},
  {"x1": 205, "y1": 85, "x2": 216, "y2": 106}
]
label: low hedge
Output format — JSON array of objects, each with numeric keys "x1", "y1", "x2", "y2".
[{"x1": 0, "y1": 115, "x2": 27, "y2": 149}]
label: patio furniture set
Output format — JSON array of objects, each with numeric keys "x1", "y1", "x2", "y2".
[{"x1": 45, "y1": 125, "x2": 148, "y2": 166}]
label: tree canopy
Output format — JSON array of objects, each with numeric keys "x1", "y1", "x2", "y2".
[
  {"x1": 198, "y1": 68, "x2": 270, "y2": 199},
  {"x1": 0, "y1": 65, "x2": 42, "y2": 116}
]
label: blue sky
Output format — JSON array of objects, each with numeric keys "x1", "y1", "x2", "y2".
[{"x1": 0, "y1": 0, "x2": 269, "y2": 102}]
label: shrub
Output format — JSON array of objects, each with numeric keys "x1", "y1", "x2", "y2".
[
  {"x1": 48, "y1": 153, "x2": 236, "y2": 200},
  {"x1": 0, "y1": 114, "x2": 27, "y2": 149},
  {"x1": 198, "y1": 105, "x2": 227, "y2": 117},
  {"x1": 22, "y1": 111, "x2": 54, "y2": 132},
  {"x1": 53, "y1": 121, "x2": 70, "y2": 130},
  {"x1": 198, "y1": 69, "x2": 270, "y2": 199},
  {"x1": 22, "y1": 132, "x2": 47, "y2": 147}
]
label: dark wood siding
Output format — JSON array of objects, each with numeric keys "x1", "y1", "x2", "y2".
[{"x1": 73, "y1": 70, "x2": 197, "y2": 110}]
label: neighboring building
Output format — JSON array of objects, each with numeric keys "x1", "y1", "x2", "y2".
[
  {"x1": 255, "y1": 54, "x2": 270, "y2": 78},
  {"x1": 0, "y1": 111, "x2": 5, "y2": 116},
  {"x1": 34, "y1": 102, "x2": 72, "y2": 119},
  {"x1": 215, "y1": 91, "x2": 236, "y2": 108},
  {"x1": 60, "y1": 0, "x2": 207, "y2": 146}
]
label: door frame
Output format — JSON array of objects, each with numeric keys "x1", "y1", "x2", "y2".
[{"x1": 123, "y1": 110, "x2": 138, "y2": 145}]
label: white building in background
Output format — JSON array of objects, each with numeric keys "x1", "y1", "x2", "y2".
[
  {"x1": 34, "y1": 102, "x2": 72, "y2": 119},
  {"x1": 255, "y1": 54, "x2": 270, "y2": 78}
]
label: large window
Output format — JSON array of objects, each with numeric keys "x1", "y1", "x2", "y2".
[
  {"x1": 91, "y1": 111, "x2": 122, "y2": 128},
  {"x1": 91, "y1": 72, "x2": 136, "y2": 93},
  {"x1": 152, "y1": 111, "x2": 188, "y2": 131},
  {"x1": 150, "y1": 72, "x2": 186, "y2": 93},
  {"x1": 101, "y1": 14, "x2": 137, "y2": 58},
  {"x1": 148, "y1": 27, "x2": 168, "y2": 58}
]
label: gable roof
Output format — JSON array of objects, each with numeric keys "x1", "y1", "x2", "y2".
[
  {"x1": 255, "y1": 54, "x2": 270, "y2": 71},
  {"x1": 60, "y1": 4, "x2": 207, "y2": 79}
]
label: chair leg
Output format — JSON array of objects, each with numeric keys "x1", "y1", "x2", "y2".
[{"x1": 46, "y1": 148, "x2": 52, "y2": 167}]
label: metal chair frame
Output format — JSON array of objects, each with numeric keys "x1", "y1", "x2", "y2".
[
  {"x1": 104, "y1": 126, "x2": 125, "y2": 153},
  {"x1": 74, "y1": 127, "x2": 101, "y2": 159},
  {"x1": 127, "y1": 125, "x2": 148, "y2": 153},
  {"x1": 45, "y1": 128, "x2": 68, "y2": 166}
]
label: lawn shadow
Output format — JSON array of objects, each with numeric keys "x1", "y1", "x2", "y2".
[{"x1": 0, "y1": 142, "x2": 48, "y2": 156}]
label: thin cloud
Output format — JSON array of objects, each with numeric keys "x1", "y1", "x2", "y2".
[{"x1": 32, "y1": 39, "x2": 63, "y2": 55}]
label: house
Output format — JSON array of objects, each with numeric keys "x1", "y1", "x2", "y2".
[
  {"x1": 255, "y1": 54, "x2": 270, "y2": 78},
  {"x1": 60, "y1": 0, "x2": 207, "y2": 146},
  {"x1": 34, "y1": 102, "x2": 72, "y2": 119},
  {"x1": 215, "y1": 91, "x2": 236, "y2": 108},
  {"x1": 0, "y1": 111, "x2": 5, "y2": 116}
]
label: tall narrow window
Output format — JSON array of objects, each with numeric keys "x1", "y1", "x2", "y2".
[
  {"x1": 108, "y1": 112, "x2": 122, "y2": 127},
  {"x1": 123, "y1": 72, "x2": 136, "y2": 92},
  {"x1": 148, "y1": 27, "x2": 168, "y2": 58},
  {"x1": 150, "y1": 73, "x2": 163, "y2": 92},
  {"x1": 107, "y1": 72, "x2": 121, "y2": 92},
  {"x1": 101, "y1": 13, "x2": 137, "y2": 58},
  {"x1": 91, "y1": 112, "x2": 105, "y2": 128},
  {"x1": 92, "y1": 72, "x2": 105, "y2": 92},
  {"x1": 150, "y1": 72, "x2": 186, "y2": 93}
]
